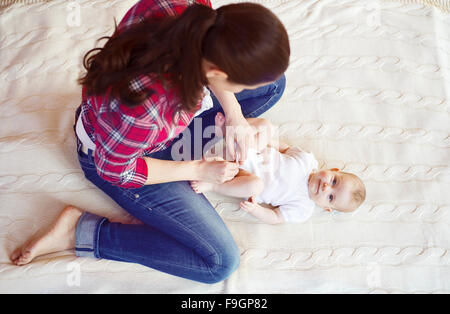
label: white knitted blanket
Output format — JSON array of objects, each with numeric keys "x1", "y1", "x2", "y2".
[
  {"x1": 1, "y1": 0, "x2": 449, "y2": 11},
  {"x1": 0, "y1": 0, "x2": 449, "y2": 293}
]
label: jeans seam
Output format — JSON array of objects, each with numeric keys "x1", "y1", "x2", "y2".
[
  {"x1": 78, "y1": 152, "x2": 138, "y2": 200},
  {"x1": 96, "y1": 212, "x2": 227, "y2": 277},
  {"x1": 245, "y1": 91, "x2": 280, "y2": 118},
  {"x1": 121, "y1": 193, "x2": 224, "y2": 274},
  {"x1": 94, "y1": 217, "x2": 108, "y2": 258},
  {"x1": 84, "y1": 174, "x2": 226, "y2": 274},
  {"x1": 101, "y1": 246, "x2": 224, "y2": 274},
  {"x1": 151, "y1": 203, "x2": 224, "y2": 271}
]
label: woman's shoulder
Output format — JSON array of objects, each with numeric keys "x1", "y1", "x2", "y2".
[
  {"x1": 118, "y1": 0, "x2": 212, "y2": 32},
  {"x1": 128, "y1": 72, "x2": 200, "y2": 127}
]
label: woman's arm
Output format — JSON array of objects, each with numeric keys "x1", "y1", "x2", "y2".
[
  {"x1": 208, "y1": 85, "x2": 243, "y2": 118},
  {"x1": 143, "y1": 157, "x2": 240, "y2": 185},
  {"x1": 208, "y1": 85, "x2": 255, "y2": 162},
  {"x1": 143, "y1": 157, "x2": 202, "y2": 185}
]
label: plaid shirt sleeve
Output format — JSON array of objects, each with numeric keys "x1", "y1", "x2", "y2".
[
  {"x1": 90, "y1": 0, "x2": 212, "y2": 189},
  {"x1": 94, "y1": 147, "x2": 149, "y2": 189},
  {"x1": 92, "y1": 93, "x2": 161, "y2": 189},
  {"x1": 116, "y1": 0, "x2": 212, "y2": 34}
]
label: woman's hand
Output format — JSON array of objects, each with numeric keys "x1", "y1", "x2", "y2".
[
  {"x1": 224, "y1": 113, "x2": 256, "y2": 162},
  {"x1": 199, "y1": 157, "x2": 240, "y2": 184},
  {"x1": 206, "y1": 84, "x2": 256, "y2": 162}
]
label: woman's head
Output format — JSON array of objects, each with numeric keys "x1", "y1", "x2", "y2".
[
  {"x1": 78, "y1": 2, "x2": 290, "y2": 112},
  {"x1": 202, "y1": 3, "x2": 290, "y2": 93}
]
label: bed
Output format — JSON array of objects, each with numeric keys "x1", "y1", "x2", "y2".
[{"x1": 0, "y1": 0, "x2": 449, "y2": 293}]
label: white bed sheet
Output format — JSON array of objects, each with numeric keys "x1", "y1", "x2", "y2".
[{"x1": 0, "y1": 0, "x2": 449, "y2": 293}]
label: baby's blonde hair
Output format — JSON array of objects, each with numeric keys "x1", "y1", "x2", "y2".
[{"x1": 339, "y1": 172, "x2": 366, "y2": 212}]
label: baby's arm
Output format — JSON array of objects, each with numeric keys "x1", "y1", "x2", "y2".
[{"x1": 240, "y1": 197, "x2": 285, "y2": 224}]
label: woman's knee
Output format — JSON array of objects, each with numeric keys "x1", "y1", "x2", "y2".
[
  {"x1": 241, "y1": 74, "x2": 287, "y2": 118},
  {"x1": 272, "y1": 74, "x2": 286, "y2": 101},
  {"x1": 204, "y1": 240, "x2": 240, "y2": 284}
]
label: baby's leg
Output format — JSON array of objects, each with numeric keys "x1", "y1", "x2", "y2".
[
  {"x1": 213, "y1": 112, "x2": 279, "y2": 153},
  {"x1": 246, "y1": 117, "x2": 279, "y2": 152},
  {"x1": 190, "y1": 169, "x2": 264, "y2": 199}
]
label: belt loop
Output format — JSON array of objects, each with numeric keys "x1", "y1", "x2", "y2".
[
  {"x1": 74, "y1": 105, "x2": 82, "y2": 153},
  {"x1": 87, "y1": 148, "x2": 95, "y2": 162},
  {"x1": 76, "y1": 137, "x2": 82, "y2": 153}
]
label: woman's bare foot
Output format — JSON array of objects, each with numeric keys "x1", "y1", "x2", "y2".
[
  {"x1": 10, "y1": 205, "x2": 83, "y2": 266},
  {"x1": 190, "y1": 180, "x2": 216, "y2": 194}
]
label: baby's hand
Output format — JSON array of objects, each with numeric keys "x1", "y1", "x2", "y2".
[
  {"x1": 240, "y1": 196, "x2": 259, "y2": 213},
  {"x1": 240, "y1": 197, "x2": 284, "y2": 224}
]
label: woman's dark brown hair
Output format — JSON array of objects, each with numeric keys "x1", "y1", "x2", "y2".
[{"x1": 77, "y1": 2, "x2": 290, "y2": 113}]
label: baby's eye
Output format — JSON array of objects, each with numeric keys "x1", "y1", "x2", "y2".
[
  {"x1": 332, "y1": 178, "x2": 337, "y2": 186},
  {"x1": 328, "y1": 194, "x2": 334, "y2": 202}
]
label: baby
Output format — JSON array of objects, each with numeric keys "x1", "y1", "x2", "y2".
[{"x1": 190, "y1": 112, "x2": 366, "y2": 224}]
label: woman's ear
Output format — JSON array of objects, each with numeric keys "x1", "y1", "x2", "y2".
[
  {"x1": 203, "y1": 59, "x2": 228, "y2": 80},
  {"x1": 205, "y1": 68, "x2": 228, "y2": 80}
]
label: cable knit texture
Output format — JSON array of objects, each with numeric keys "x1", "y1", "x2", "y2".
[{"x1": 0, "y1": 0, "x2": 449, "y2": 293}]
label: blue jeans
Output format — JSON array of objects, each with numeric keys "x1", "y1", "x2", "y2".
[{"x1": 74, "y1": 75, "x2": 286, "y2": 284}]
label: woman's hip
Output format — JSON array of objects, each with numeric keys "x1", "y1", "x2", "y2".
[{"x1": 77, "y1": 154, "x2": 237, "y2": 250}]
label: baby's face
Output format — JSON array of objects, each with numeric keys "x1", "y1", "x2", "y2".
[{"x1": 307, "y1": 169, "x2": 355, "y2": 212}]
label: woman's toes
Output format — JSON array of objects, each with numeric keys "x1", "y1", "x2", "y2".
[
  {"x1": 214, "y1": 112, "x2": 225, "y2": 128},
  {"x1": 10, "y1": 241, "x2": 34, "y2": 265},
  {"x1": 15, "y1": 250, "x2": 33, "y2": 266},
  {"x1": 9, "y1": 205, "x2": 83, "y2": 266},
  {"x1": 189, "y1": 181, "x2": 200, "y2": 193},
  {"x1": 10, "y1": 248, "x2": 22, "y2": 262},
  {"x1": 17, "y1": 251, "x2": 31, "y2": 265}
]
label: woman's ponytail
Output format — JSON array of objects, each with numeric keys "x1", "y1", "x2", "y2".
[
  {"x1": 78, "y1": 2, "x2": 290, "y2": 112},
  {"x1": 163, "y1": 4, "x2": 218, "y2": 112},
  {"x1": 202, "y1": 3, "x2": 290, "y2": 86}
]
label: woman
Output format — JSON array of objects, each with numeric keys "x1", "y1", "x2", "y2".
[{"x1": 10, "y1": 0, "x2": 290, "y2": 284}]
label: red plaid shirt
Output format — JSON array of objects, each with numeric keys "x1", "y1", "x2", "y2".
[{"x1": 79, "y1": 0, "x2": 212, "y2": 188}]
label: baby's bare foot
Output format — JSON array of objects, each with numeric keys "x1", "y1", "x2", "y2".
[
  {"x1": 10, "y1": 205, "x2": 83, "y2": 266},
  {"x1": 214, "y1": 112, "x2": 226, "y2": 136},
  {"x1": 190, "y1": 180, "x2": 216, "y2": 194}
]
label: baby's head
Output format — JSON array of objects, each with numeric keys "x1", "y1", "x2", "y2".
[{"x1": 307, "y1": 168, "x2": 366, "y2": 213}]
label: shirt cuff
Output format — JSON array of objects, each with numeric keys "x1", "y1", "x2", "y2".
[{"x1": 116, "y1": 157, "x2": 148, "y2": 189}]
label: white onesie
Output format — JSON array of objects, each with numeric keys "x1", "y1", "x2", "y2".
[{"x1": 240, "y1": 146, "x2": 318, "y2": 223}]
